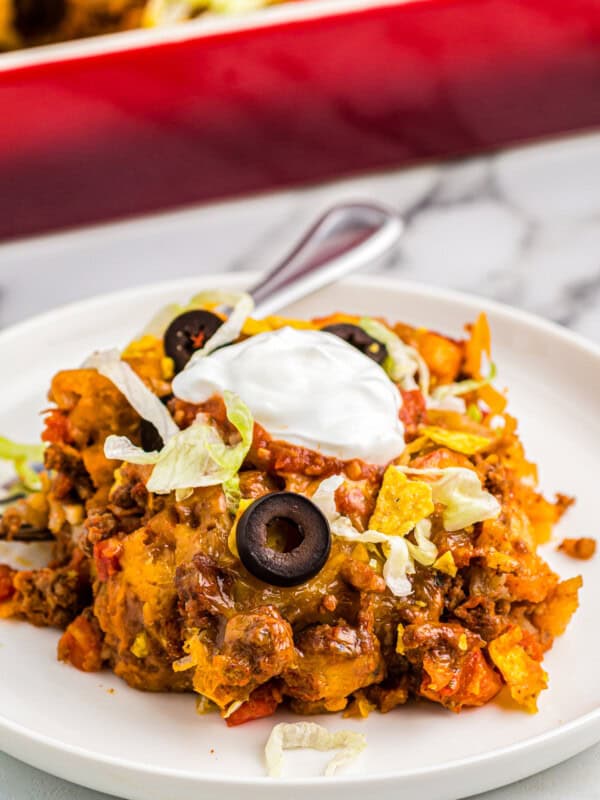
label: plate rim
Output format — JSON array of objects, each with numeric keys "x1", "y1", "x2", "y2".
[
  {"x1": 1, "y1": 271, "x2": 599, "y2": 789},
  {"x1": 1, "y1": 272, "x2": 599, "y2": 363}
]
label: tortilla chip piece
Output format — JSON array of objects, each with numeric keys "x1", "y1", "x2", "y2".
[
  {"x1": 414, "y1": 330, "x2": 463, "y2": 384},
  {"x1": 488, "y1": 626, "x2": 548, "y2": 713},
  {"x1": 464, "y1": 312, "x2": 491, "y2": 378},
  {"x1": 421, "y1": 648, "x2": 502, "y2": 711},
  {"x1": 557, "y1": 538, "x2": 596, "y2": 560},
  {"x1": 121, "y1": 334, "x2": 173, "y2": 381},
  {"x1": 421, "y1": 425, "x2": 492, "y2": 456},
  {"x1": 369, "y1": 467, "x2": 434, "y2": 537},
  {"x1": 533, "y1": 576, "x2": 582, "y2": 641},
  {"x1": 485, "y1": 550, "x2": 520, "y2": 572},
  {"x1": 242, "y1": 318, "x2": 273, "y2": 336},
  {"x1": 478, "y1": 383, "x2": 507, "y2": 413},
  {"x1": 395, "y1": 623, "x2": 406, "y2": 655},
  {"x1": 433, "y1": 551, "x2": 457, "y2": 577},
  {"x1": 343, "y1": 690, "x2": 376, "y2": 719},
  {"x1": 242, "y1": 316, "x2": 315, "y2": 336}
]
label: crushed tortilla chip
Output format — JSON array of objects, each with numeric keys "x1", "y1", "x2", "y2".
[
  {"x1": 420, "y1": 425, "x2": 492, "y2": 456},
  {"x1": 121, "y1": 334, "x2": 174, "y2": 381},
  {"x1": 161, "y1": 357, "x2": 175, "y2": 380},
  {"x1": 395, "y1": 623, "x2": 406, "y2": 654},
  {"x1": 485, "y1": 550, "x2": 520, "y2": 572},
  {"x1": 368, "y1": 467, "x2": 434, "y2": 537},
  {"x1": 312, "y1": 312, "x2": 362, "y2": 328},
  {"x1": 478, "y1": 383, "x2": 507, "y2": 413},
  {"x1": 351, "y1": 543, "x2": 370, "y2": 563},
  {"x1": 343, "y1": 691, "x2": 376, "y2": 719},
  {"x1": 488, "y1": 626, "x2": 548, "y2": 712},
  {"x1": 433, "y1": 551, "x2": 457, "y2": 577},
  {"x1": 121, "y1": 334, "x2": 161, "y2": 361},
  {"x1": 533, "y1": 576, "x2": 582, "y2": 640},
  {"x1": 558, "y1": 538, "x2": 596, "y2": 560},
  {"x1": 130, "y1": 631, "x2": 149, "y2": 659},
  {"x1": 227, "y1": 498, "x2": 254, "y2": 558},
  {"x1": 242, "y1": 316, "x2": 316, "y2": 336},
  {"x1": 241, "y1": 318, "x2": 272, "y2": 336},
  {"x1": 196, "y1": 694, "x2": 216, "y2": 715},
  {"x1": 172, "y1": 633, "x2": 206, "y2": 673},
  {"x1": 398, "y1": 435, "x2": 430, "y2": 461},
  {"x1": 464, "y1": 312, "x2": 491, "y2": 378}
]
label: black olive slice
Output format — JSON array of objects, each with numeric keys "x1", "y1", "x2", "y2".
[
  {"x1": 14, "y1": 0, "x2": 66, "y2": 38},
  {"x1": 322, "y1": 323, "x2": 387, "y2": 365},
  {"x1": 140, "y1": 420, "x2": 164, "y2": 453},
  {"x1": 236, "y1": 492, "x2": 331, "y2": 587},
  {"x1": 163, "y1": 310, "x2": 223, "y2": 373},
  {"x1": 139, "y1": 393, "x2": 172, "y2": 452}
]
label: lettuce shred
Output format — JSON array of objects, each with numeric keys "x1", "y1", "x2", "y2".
[
  {"x1": 0, "y1": 436, "x2": 45, "y2": 492},
  {"x1": 265, "y1": 722, "x2": 366, "y2": 778},
  {"x1": 397, "y1": 465, "x2": 501, "y2": 532},
  {"x1": 313, "y1": 465, "x2": 499, "y2": 596},
  {"x1": 84, "y1": 349, "x2": 179, "y2": 444},
  {"x1": 104, "y1": 391, "x2": 253, "y2": 498},
  {"x1": 359, "y1": 317, "x2": 430, "y2": 395}
]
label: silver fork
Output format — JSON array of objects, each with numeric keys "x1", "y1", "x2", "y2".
[{"x1": 230, "y1": 201, "x2": 403, "y2": 318}]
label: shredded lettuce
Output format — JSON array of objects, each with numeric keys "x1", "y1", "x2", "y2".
[
  {"x1": 312, "y1": 476, "x2": 387, "y2": 544},
  {"x1": 210, "y1": 0, "x2": 273, "y2": 12},
  {"x1": 187, "y1": 293, "x2": 254, "y2": 364},
  {"x1": 0, "y1": 436, "x2": 45, "y2": 492},
  {"x1": 467, "y1": 403, "x2": 483, "y2": 423},
  {"x1": 312, "y1": 475, "x2": 435, "y2": 598},
  {"x1": 141, "y1": 289, "x2": 253, "y2": 341},
  {"x1": 382, "y1": 537, "x2": 414, "y2": 597},
  {"x1": 397, "y1": 465, "x2": 500, "y2": 532},
  {"x1": 407, "y1": 518, "x2": 437, "y2": 566},
  {"x1": 104, "y1": 391, "x2": 253, "y2": 497},
  {"x1": 427, "y1": 395, "x2": 467, "y2": 413},
  {"x1": 84, "y1": 349, "x2": 179, "y2": 444},
  {"x1": 429, "y1": 362, "x2": 497, "y2": 405},
  {"x1": 143, "y1": 0, "x2": 270, "y2": 25},
  {"x1": 142, "y1": 302, "x2": 185, "y2": 338},
  {"x1": 265, "y1": 722, "x2": 366, "y2": 778},
  {"x1": 143, "y1": 0, "x2": 202, "y2": 25},
  {"x1": 222, "y1": 475, "x2": 241, "y2": 514},
  {"x1": 359, "y1": 317, "x2": 430, "y2": 395},
  {"x1": 311, "y1": 475, "x2": 344, "y2": 526},
  {"x1": 313, "y1": 467, "x2": 496, "y2": 592}
]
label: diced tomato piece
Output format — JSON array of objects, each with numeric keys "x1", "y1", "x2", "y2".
[
  {"x1": 421, "y1": 648, "x2": 502, "y2": 710},
  {"x1": 0, "y1": 565, "x2": 16, "y2": 603},
  {"x1": 58, "y1": 613, "x2": 104, "y2": 672},
  {"x1": 225, "y1": 685, "x2": 282, "y2": 727},
  {"x1": 93, "y1": 539, "x2": 123, "y2": 581},
  {"x1": 399, "y1": 389, "x2": 426, "y2": 440},
  {"x1": 41, "y1": 409, "x2": 71, "y2": 444},
  {"x1": 519, "y1": 630, "x2": 545, "y2": 662}
]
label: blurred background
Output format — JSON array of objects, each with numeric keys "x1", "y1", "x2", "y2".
[{"x1": 2, "y1": 131, "x2": 600, "y2": 344}]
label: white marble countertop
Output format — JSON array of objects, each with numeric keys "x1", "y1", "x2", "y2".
[
  {"x1": 0, "y1": 130, "x2": 599, "y2": 800},
  {"x1": 1, "y1": 131, "x2": 600, "y2": 343}
]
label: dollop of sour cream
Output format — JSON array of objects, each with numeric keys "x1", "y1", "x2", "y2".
[{"x1": 172, "y1": 327, "x2": 405, "y2": 465}]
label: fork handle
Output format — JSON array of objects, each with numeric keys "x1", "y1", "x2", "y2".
[{"x1": 248, "y1": 202, "x2": 403, "y2": 319}]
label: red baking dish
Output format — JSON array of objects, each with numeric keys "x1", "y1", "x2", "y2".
[{"x1": 2, "y1": 0, "x2": 600, "y2": 242}]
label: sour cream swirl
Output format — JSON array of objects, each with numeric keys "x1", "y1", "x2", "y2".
[{"x1": 172, "y1": 327, "x2": 405, "y2": 465}]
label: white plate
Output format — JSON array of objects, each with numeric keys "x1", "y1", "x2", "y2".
[{"x1": 0, "y1": 274, "x2": 599, "y2": 800}]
